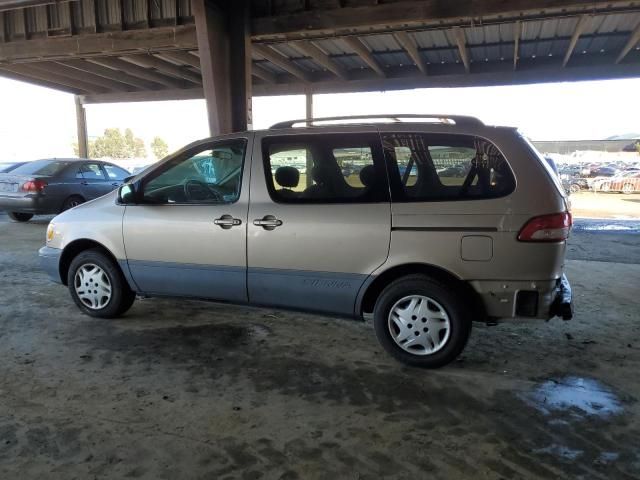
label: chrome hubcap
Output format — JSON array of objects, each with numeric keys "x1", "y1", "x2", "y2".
[
  {"x1": 388, "y1": 295, "x2": 451, "y2": 355},
  {"x1": 74, "y1": 264, "x2": 112, "y2": 310}
]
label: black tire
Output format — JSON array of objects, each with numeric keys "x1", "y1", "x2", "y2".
[
  {"x1": 569, "y1": 184, "x2": 581, "y2": 194},
  {"x1": 373, "y1": 275, "x2": 472, "y2": 368},
  {"x1": 61, "y1": 195, "x2": 85, "y2": 212},
  {"x1": 8, "y1": 212, "x2": 33, "y2": 222},
  {"x1": 67, "y1": 248, "x2": 136, "y2": 318}
]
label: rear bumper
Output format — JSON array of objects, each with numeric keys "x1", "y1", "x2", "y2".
[
  {"x1": 0, "y1": 194, "x2": 52, "y2": 214},
  {"x1": 471, "y1": 274, "x2": 573, "y2": 321},
  {"x1": 39, "y1": 246, "x2": 62, "y2": 284}
]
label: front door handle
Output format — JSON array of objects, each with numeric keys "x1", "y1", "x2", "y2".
[
  {"x1": 253, "y1": 215, "x2": 283, "y2": 231},
  {"x1": 214, "y1": 214, "x2": 242, "y2": 229}
]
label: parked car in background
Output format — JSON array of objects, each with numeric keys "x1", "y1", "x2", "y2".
[
  {"x1": 594, "y1": 171, "x2": 640, "y2": 194},
  {"x1": 561, "y1": 176, "x2": 589, "y2": 194},
  {"x1": 39, "y1": 114, "x2": 573, "y2": 368},
  {"x1": 0, "y1": 158, "x2": 130, "y2": 222},
  {"x1": 0, "y1": 161, "x2": 28, "y2": 173},
  {"x1": 588, "y1": 166, "x2": 619, "y2": 178}
]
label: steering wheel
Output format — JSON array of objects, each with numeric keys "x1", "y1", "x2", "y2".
[{"x1": 183, "y1": 179, "x2": 224, "y2": 202}]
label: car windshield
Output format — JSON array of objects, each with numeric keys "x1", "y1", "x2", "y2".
[{"x1": 10, "y1": 159, "x2": 72, "y2": 176}]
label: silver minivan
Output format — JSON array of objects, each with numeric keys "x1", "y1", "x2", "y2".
[{"x1": 39, "y1": 115, "x2": 573, "y2": 368}]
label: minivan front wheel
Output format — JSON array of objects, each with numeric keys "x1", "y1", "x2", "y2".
[
  {"x1": 373, "y1": 275, "x2": 472, "y2": 368},
  {"x1": 67, "y1": 249, "x2": 135, "y2": 318}
]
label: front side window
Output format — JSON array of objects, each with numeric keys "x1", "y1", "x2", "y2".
[
  {"x1": 141, "y1": 139, "x2": 246, "y2": 205},
  {"x1": 103, "y1": 164, "x2": 130, "y2": 180},
  {"x1": 78, "y1": 163, "x2": 106, "y2": 180},
  {"x1": 263, "y1": 134, "x2": 387, "y2": 204},
  {"x1": 382, "y1": 133, "x2": 515, "y2": 201}
]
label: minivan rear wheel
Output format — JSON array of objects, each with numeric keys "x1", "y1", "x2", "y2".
[
  {"x1": 67, "y1": 249, "x2": 135, "y2": 318},
  {"x1": 373, "y1": 275, "x2": 472, "y2": 368},
  {"x1": 8, "y1": 212, "x2": 33, "y2": 222}
]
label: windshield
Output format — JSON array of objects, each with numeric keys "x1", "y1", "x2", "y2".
[{"x1": 9, "y1": 160, "x2": 72, "y2": 176}]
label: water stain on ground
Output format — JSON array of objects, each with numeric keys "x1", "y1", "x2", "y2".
[{"x1": 520, "y1": 376, "x2": 624, "y2": 418}]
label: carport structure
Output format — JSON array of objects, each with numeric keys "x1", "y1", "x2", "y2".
[{"x1": 1, "y1": 0, "x2": 640, "y2": 155}]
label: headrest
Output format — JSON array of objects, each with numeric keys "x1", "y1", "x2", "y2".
[
  {"x1": 311, "y1": 165, "x2": 333, "y2": 185},
  {"x1": 275, "y1": 166, "x2": 299, "y2": 188},
  {"x1": 359, "y1": 164, "x2": 377, "y2": 187}
]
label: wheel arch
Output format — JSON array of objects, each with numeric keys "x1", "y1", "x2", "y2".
[
  {"x1": 59, "y1": 239, "x2": 122, "y2": 287},
  {"x1": 59, "y1": 194, "x2": 86, "y2": 213},
  {"x1": 357, "y1": 263, "x2": 487, "y2": 321}
]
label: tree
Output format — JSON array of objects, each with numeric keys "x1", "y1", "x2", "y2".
[
  {"x1": 151, "y1": 136, "x2": 169, "y2": 159},
  {"x1": 73, "y1": 128, "x2": 147, "y2": 159}
]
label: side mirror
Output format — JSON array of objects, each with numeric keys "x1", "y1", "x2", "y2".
[{"x1": 118, "y1": 183, "x2": 138, "y2": 204}]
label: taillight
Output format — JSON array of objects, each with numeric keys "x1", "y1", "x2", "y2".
[
  {"x1": 518, "y1": 212, "x2": 572, "y2": 242},
  {"x1": 21, "y1": 179, "x2": 47, "y2": 192}
]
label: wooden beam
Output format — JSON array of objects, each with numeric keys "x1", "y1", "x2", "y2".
[
  {"x1": 43, "y1": 61, "x2": 134, "y2": 91},
  {"x1": 253, "y1": 43, "x2": 311, "y2": 82},
  {"x1": 393, "y1": 31, "x2": 427, "y2": 75},
  {"x1": 0, "y1": 24, "x2": 197, "y2": 63},
  {"x1": 79, "y1": 88, "x2": 204, "y2": 104},
  {"x1": 121, "y1": 54, "x2": 202, "y2": 85},
  {"x1": 75, "y1": 95, "x2": 88, "y2": 158},
  {"x1": 154, "y1": 50, "x2": 201, "y2": 69},
  {"x1": 616, "y1": 21, "x2": 640, "y2": 64},
  {"x1": 57, "y1": 59, "x2": 164, "y2": 90},
  {"x1": 342, "y1": 36, "x2": 385, "y2": 77},
  {"x1": 0, "y1": 0, "x2": 64, "y2": 11},
  {"x1": 0, "y1": 63, "x2": 104, "y2": 93},
  {"x1": 0, "y1": 66, "x2": 81, "y2": 93},
  {"x1": 252, "y1": 57, "x2": 640, "y2": 97},
  {"x1": 452, "y1": 27, "x2": 470, "y2": 73},
  {"x1": 252, "y1": 63, "x2": 277, "y2": 84},
  {"x1": 290, "y1": 40, "x2": 348, "y2": 80},
  {"x1": 87, "y1": 57, "x2": 186, "y2": 88},
  {"x1": 563, "y1": 15, "x2": 590, "y2": 67},
  {"x1": 513, "y1": 20, "x2": 522, "y2": 70},
  {"x1": 251, "y1": 0, "x2": 636, "y2": 40}
]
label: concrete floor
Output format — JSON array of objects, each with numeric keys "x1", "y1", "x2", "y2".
[{"x1": 1, "y1": 213, "x2": 639, "y2": 479}]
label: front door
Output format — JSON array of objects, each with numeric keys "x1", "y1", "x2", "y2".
[
  {"x1": 247, "y1": 129, "x2": 391, "y2": 316},
  {"x1": 122, "y1": 136, "x2": 252, "y2": 302}
]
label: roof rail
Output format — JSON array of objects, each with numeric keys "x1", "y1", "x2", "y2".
[{"x1": 269, "y1": 114, "x2": 484, "y2": 130}]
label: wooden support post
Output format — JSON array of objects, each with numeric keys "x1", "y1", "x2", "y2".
[
  {"x1": 75, "y1": 95, "x2": 89, "y2": 158},
  {"x1": 229, "y1": 0, "x2": 252, "y2": 131},
  {"x1": 305, "y1": 89, "x2": 313, "y2": 186},
  {"x1": 193, "y1": 0, "x2": 251, "y2": 135}
]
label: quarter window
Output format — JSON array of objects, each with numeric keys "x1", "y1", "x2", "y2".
[
  {"x1": 382, "y1": 133, "x2": 515, "y2": 201},
  {"x1": 141, "y1": 139, "x2": 246, "y2": 205},
  {"x1": 263, "y1": 134, "x2": 387, "y2": 204}
]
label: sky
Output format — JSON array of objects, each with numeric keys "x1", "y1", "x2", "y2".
[{"x1": 0, "y1": 76, "x2": 638, "y2": 161}]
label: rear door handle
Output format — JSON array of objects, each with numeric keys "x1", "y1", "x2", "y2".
[
  {"x1": 253, "y1": 215, "x2": 283, "y2": 230},
  {"x1": 80, "y1": 181, "x2": 89, "y2": 186},
  {"x1": 214, "y1": 214, "x2": 242, "y2": 229},
  {"x1": 111, "y1": 182, "x2": 120, "y2": 186}
]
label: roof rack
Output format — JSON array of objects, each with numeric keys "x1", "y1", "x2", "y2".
[{"x1": 269, "y1": 114, "x2": 484, "y2": 130}]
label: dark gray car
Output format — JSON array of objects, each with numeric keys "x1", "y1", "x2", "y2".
[{"x1": 0, "y1": 158, "x2": 130, "y2": 222}]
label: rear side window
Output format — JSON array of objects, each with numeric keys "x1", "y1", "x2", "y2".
[
  {"x1": 382, "y1": 133, "x2": 515, "y2": 202},
  {"x1": 77, "y1": 163, "x2": 106, "y2": 180},
  {"x1": 263, "y1": 134, "x2": 388, "y2": 204}
]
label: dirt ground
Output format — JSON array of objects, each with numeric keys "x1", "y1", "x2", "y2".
[
  {"x1": 0, "y1": 213, "x2": 639, "y2": 479},
  {"x1": 570, "y1": 191, "x2": 640, "y2": 219}
]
